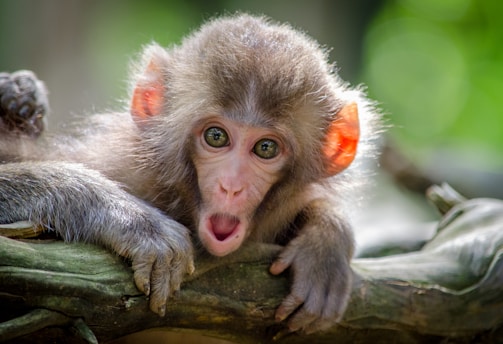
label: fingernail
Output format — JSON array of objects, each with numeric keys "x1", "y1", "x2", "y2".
[
  {"x1": 272, "y1": 328, "x2": 291, "y2": 341},
  {"x1": 158, "y1": 305, "x2": 166, "y2": 317},
  {"x1": 269, "y1": 262, "x2": 280, "y2": 274},
  {"x1": 275, "y1": 311, "x2": 286, "y2": 322}
]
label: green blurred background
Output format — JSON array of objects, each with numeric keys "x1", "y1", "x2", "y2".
[
  {"x1": 1, "y1": 1, "x2": 502, "y2": 341},
  {"x1": 1, "y1": 0, "x2": 502, "y2": 199}
]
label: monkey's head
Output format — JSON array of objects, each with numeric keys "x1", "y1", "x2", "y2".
[{"x1": 129, "y1": 14, "x2": 360, "y2": 256}]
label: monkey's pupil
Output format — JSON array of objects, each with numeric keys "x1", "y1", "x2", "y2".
[{"x1": 204, "y1": 127, "x2": 228, "y2": 147}]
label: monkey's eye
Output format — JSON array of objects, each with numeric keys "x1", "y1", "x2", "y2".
[
  {"x1": 253, "y1": 139, "x2": 279, "y2": 159},
  {"x1": 204, "y1": 127, "x2": 229, "y2": 148}
]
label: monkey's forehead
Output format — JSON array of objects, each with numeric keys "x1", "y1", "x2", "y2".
[
  {"x1": 175, "y1": 15, "x2": 333, "y2": 90},
  {"x1": 157, "y1": 15, "x2": 351, "y2": 155}
]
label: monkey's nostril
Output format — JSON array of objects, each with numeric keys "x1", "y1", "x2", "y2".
[
  {"x1": 219, "y1": 182, "x2": 243, "y2": 198},
  {"x1": 220, "y1": 184, "x2": 228, "y2": 195}
]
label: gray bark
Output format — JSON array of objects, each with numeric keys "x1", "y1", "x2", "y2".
[{"x1": 1, "y1": 184, "x2": 502, "y2": 343}]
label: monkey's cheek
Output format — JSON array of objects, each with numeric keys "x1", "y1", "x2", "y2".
[{"x1": 198, "y1": 223, "x2": 247, "y2": 257}]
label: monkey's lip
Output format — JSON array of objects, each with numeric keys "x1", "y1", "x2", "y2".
[{"x1": 209, "y1": 213, "x2": 240, "y2": 241}]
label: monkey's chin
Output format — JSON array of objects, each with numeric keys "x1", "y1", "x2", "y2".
[{"x1": 199, "y1": 213, "x2": 247, "y2": 257}]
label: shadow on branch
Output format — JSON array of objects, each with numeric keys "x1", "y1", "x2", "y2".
[{"x1": 1, "y1": 184, "x2": 502, "y2": 343}]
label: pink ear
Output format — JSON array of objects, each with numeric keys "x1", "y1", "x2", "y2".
[
  {"x1": 131, "y1": 62, "x2": 164, "y2": 120},
  {"x1": 322, "y1": 102, "x2": 360, "y2": 176}
]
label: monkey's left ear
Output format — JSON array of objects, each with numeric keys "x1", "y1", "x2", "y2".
[
  {"x1": 322, "y1": 102, "x2": 360, "y2": 176},
  {"x1": 131, "y1": 61, "x2": 165, "y2": 121}
]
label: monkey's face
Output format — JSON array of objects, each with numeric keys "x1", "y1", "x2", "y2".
[
  {"x1": 192, "y1": 115, "x2": 289, "y2": 256},
  {"x1": 130, "y1": 37, "x2": 360, "y2": 258}
]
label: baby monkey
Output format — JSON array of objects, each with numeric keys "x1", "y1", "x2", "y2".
[{"x1": 0, "y1": 14, "x2": 379, "y2": 334}]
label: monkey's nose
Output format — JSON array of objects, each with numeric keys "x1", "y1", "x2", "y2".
[
  {"x1": 220, "y1": 184, "x2": 243, "y2": 197},
  {"x1": 218, "y1": 178, "x2": 245, "y2": 200}
]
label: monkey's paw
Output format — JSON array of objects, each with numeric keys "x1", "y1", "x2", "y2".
[
  {"x1": 0, "y1": 70, "x2": 48, "y2": 138},
  {"x1": 270, "y1": 234, "x2": 352, "y2": 334},
  {"x1": 129, "y1": 220, "x2": 195, "y2": 316}
]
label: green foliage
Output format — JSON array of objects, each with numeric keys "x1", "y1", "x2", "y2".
[
  {"x1": 83, "y1": 1, "x2": 205, "y2": 100},
  {"x1": 363, "y1": 0, "x2": 503, "y2": 166}
]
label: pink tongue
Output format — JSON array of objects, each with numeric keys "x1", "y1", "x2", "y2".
[{"x1": 210, "y1": 215, "x2": 239, "y2": 241}]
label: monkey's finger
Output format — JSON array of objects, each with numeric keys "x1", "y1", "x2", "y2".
[
  {"x1": 275, "y1": 293, "x2": 304, "y2": 322},
  {"x1": 269, "y1": 260, "x2": 290, "y2": 275},
  {"x1": 132, "y1": 255, "x2": 156, "y2": 296},
  {"x1": 269, "y1": 246, "x2": 297, "y2": 275},
  {"x1": 167, "y1": 258, "x2": 191, "y2": 293},
  {"x1": 286, "y1": 307, "x2": 319, "y2": 333},
  {"x1": 148, "y1": 296, "x2": 167, "y2": 317},
  {"x1": 148, "y1": 257, "x2": 174, "y2": 317},
  {"x1": 186, "y1": 258, "x2": 195, "y2": 275},
  {"x1": 149, "y1": 251, "x2": 195, "y2": 317},
  {"x1": 301, "y1": 317, "x2": 334, "y2": 335}
]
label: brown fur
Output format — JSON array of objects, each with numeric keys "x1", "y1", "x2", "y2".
[{"x1": 0, "y1": 14, "x2": 380, "y2": 333}]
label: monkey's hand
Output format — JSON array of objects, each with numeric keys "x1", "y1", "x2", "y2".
[
  {"x1": 0, "y1": 162, "x2": 194, "y2": 317},
  {"x1": 115, "y1": 215, "x2": 195, "y2": 317},
  {"x1": 270, "y1": 217, "x2": 353, "y2": 334},
  {"x1": 0, "y1": 70, "x2": 48, "y2": 138}
]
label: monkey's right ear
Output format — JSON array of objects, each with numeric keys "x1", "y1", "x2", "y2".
[
  {"x1": 322, "y1": 102, "x2": 360, "y2": 176},
  {"x1": 131, "y1": 60, "x2": 166, "y2": 121}
]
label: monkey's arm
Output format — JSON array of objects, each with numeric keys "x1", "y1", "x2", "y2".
[
  {"x1": 0, "y1": 161, "x2": 194, "y2": 316},
  {"x1": 270, "y1": 199, "x2": 354, "y2": 334},
  {"x1": 1, "y1": 185, "x2": 502, "y2": 343}
]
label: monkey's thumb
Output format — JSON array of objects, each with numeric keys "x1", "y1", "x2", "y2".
[{"x1": 269, "y1": 260, "x2": 289, "y2": 275}]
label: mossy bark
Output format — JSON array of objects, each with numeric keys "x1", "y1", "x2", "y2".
[{"x1": 1, "y1": 184, "x2": 502, "y2": 343}]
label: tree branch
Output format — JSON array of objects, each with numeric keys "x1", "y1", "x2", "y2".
[{"x1": 1, "y1": 184, "x2": 502, "y2": 343}]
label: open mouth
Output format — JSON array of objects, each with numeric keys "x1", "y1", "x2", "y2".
[{"x1": 209, "y1": 213, "x2": 240, "y2": 241}]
